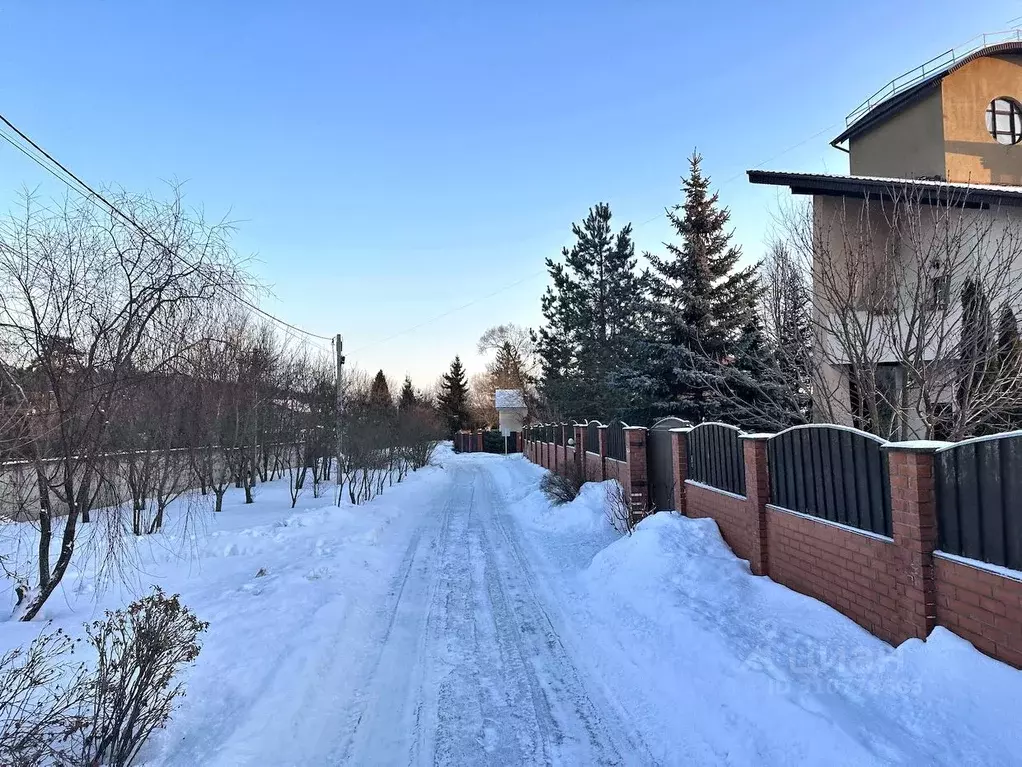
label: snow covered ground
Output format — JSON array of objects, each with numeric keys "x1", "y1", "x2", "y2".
[{"x1": 2, "y1": 446, "x2": 1021, "y2": 765}]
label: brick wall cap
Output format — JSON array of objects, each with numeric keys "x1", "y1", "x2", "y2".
[
  {"x1": 739, "y1": 433, "x2": 773, "y2": 441},
  {"x1": 880, "y1": 440, "x2": 951, "y2": 453},
  {"x1": 668, "y1": 426, "x2": 693, "y2": 433},
  {"x1": 623, "y1": 425, "x2": 647, "y2": 432}
]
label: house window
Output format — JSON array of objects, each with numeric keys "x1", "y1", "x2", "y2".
[{"x1": 986, "y1": 97, "x2": 1022, "y2": 145}]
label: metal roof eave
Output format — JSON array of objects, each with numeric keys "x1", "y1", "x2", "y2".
[{"x1": 747, "y1": 170, "x2": 1022, "y2": 209}]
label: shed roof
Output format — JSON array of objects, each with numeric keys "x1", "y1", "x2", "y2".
[{"x1": 494, "y1": 389, "x2": 527, "y2": 409}]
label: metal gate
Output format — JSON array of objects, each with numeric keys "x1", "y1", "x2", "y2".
[{"x1": 647, "y1": 417, "x2": 691, "y2": 511}]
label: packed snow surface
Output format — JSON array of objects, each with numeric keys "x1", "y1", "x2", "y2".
[{"x1": 2, "y1": 447, "x2": 1021, "y2": 765}]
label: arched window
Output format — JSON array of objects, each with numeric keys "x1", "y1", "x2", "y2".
[{"x1": 986, "y1": 97, "x2": 1022, "y2": 145}]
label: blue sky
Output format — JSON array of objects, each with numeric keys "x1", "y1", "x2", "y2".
[{"x1": 0, "y1": 2, "x2": 1013, "y2": 387}]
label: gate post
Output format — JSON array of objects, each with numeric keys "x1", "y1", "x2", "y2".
[
  {"x1": 624, "y1": 426, "x2": 649, "y2": 522},
  {"x1": 882, "y1": 443, "x2": 939, "y2": 643},
  {"x1": 574, "y1": 424, "x2": 586, "y2": 478},
  {"x1": 740, "y1": 434, "x2": 771, "y2": 577},
  {"x1": 598, "y1": 425, "x2": 609, "y2": 481},
  {"x1": 671, "y1": 427, "x2": 691, "y2": 516}
]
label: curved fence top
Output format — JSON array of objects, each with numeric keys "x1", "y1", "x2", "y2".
[
  {"x1": 769, "y1": 422, "x2": 889, "y2": 445},
  {"x1": 652, "y1": 416, "x2": 692, "y2": 430},
  {"x1": 767, "y1": 422, "x2": 892, "y2": 537},
  {"x1": 934, "y1": 429, "x2": 1022, "y2": 453},
  {"x1": 689, "y1": 421, "x2": 744, "y2": 435}
]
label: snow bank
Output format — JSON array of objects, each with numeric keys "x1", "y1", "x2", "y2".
[{"x1": 568, "y1": 510, "x2": 1022, "y2": 765}]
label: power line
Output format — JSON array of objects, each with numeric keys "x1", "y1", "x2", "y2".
[
  {"x1": 350, "y1": 120, "x2": 844, "y2": 353},
  {"x1": 0, "y1": 113, "x2": 334, "y2": 343},
  {"x1": 349, "y1": 270, "x2": 548, "y2": 354}
]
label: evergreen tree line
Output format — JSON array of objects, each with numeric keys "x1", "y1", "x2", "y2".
[{"x1": 533, "y1": 152, "x2": 812, "y2": 432}]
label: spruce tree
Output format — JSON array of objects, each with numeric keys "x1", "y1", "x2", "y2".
[
  {"x1": 490, "y1": 341, "x2": 527, "y2": 390},
  {"x1": 638, "y1": 152, "x2": 762, "y2": 423},
  {"x1": 438, "y1": 356, "x2": 470, "y2": 434},
  {"x1": 719, "y1": 316, "x2": 805, "y2": 432},
  {"x1": 398, "y1": 375, "x2": 416, "y2": 413},
  {"x1": 368, "y1": 370, "x2": 393, "y2": 413},
  {"x1": 536, "y1": 203, "x2": 645, "y2": 420}
]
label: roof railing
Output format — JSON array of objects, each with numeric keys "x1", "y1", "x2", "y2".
[{"x1": 845, "y1": 29, "x2": 1022, "y2": 127}]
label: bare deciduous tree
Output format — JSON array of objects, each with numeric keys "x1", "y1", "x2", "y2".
[
  {"x1": 0, "y1": 188, "x2": 247, "y2": 620},
  {"x1": 779, "y1": 187, "x2": 1022, "y2": 440}
]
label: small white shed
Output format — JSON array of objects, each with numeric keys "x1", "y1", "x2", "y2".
[{"x1": 494, "y1": 389, "x2": 527, "y2": 435}]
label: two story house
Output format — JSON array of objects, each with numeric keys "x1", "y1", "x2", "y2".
[{"x1": 750, "y1": 32, "x2": 1022, "y2": 440}]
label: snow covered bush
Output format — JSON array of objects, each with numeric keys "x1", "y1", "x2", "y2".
[
  {"x1": 79, "y1": 588, "x2": 208, "y2": 766},
  {"x1": 0, "y1": 629, "x2": 91, "y2": 766},
  {"x1": 540, "y1": 461, "x2": 590, "y2": 505}
]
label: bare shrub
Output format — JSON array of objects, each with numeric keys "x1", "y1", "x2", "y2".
[
  {"x1": 540, "y1": 460, "x2": 589, "y2": 505},
  {"x1": 605, "y1": 480, "x2": 634, "y2": 535},
  {"x1": 80, "y1": 588, "x2": 208, "y2": 767},
  {"x1": 0, "y1": 629, "x2": 91, "y2": 766}
]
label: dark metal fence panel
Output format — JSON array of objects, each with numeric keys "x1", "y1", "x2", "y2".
[
  {"x1": 556, "y1": 424, "x2": 568, "y2": 447},
  {"x1": 687, "y1": 423, "x2": 745, "y2": 496},
  {"x1": 936, "y1": 432, "x2": 1022, "y2": 570},
  {"x1": 767, "y1": 425, "x2": 891, "y2": 537},
  {"x1": 585, "y1": 421, "x2": 602, "y2": 454},
  {"x1": 606, "y1": 420, "x2": 627, "y2": 461},
  {"x1": 647, "y1": 418, "x2": 688, "y2": 511}
]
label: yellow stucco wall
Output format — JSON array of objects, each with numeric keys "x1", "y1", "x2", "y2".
[{"x1": 942, "y1": 54, "x2": 1022, "y2": 184}]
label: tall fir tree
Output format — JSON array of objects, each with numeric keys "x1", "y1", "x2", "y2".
[
  {"x1": 718, "y1": 315, "x2": 806, "y2": 432},
  {"x1": 398, "y1": 374, "x2": 417, "y2": 413},
  {"x1": 536, "y1": 203, "x2": 646, "y2": 420},
  {"x1": 368, "y1": 370, "x2": 393, "y2": 413},
  {"x1": 438, "y1": 356, "x2": 470, "y2": 434},
  {"x1": 636, "y1": 152, "x2": 762, "y2": 423},
  {"x1": 489, "y1": 341, "x2": 528, "y2": 390}
]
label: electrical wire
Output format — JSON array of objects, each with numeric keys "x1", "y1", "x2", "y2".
[{"x1": 0, "y1": 113, "x2": 334, "y2": 343}]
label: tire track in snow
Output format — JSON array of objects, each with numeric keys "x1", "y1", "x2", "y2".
[
  {"x1": 476, "y1": 466, "x2": 659, "y2": 765},
  {"x1": 336, "y1": 471, "x2": 462, "y2": 765}
]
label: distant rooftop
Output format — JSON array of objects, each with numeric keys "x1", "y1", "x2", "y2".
[
  {"x1": 495, "y1": 389, "x2": 526, "y2": 409},
  {"x1": 835, "y1": 30, "x2": 1022, "y2": 148}
]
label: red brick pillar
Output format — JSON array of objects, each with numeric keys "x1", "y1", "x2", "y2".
[
  {"x1": 670, "y1": 427, "x2": 691, "y2": 515},
  {"x1": 598, "y1": 425, "x2": 609, "y2": 481},
  {"x1": 884, "y1": 443, "x2": 939, "y2": 642},
  {"x1": 574, "y1": 424, "x2": 586, "y2": 478},
  {"x1": 624, "y1": 426, "x2": 649, "y2": 522},
  {"x1": 475, "y1": 430, "x2": 483, "y2": 453},
  {"x1": 559, "y1": 423, "x2": 568, "y2": 475},
  {"x1": 740, "y1": 434, "x2": 771, "y2": 577}
]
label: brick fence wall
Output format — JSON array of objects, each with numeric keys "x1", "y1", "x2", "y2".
[
  {"x1": 765, "y1": 506, "x2": 901, "y2": 645},
  {"x1": 670, "y1": 428, "x2": 1022, "y2": 668},
  {"x1": 935, "y1": 555, "x2": 1022, "y2": 668},
  {"x1": 522, "y1": 423, "x2": 1022, "y2": 667}
]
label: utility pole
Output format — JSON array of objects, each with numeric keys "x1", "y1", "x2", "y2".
[{"x1": 334, "y1": 333, "x2": 345, "y2": 506}]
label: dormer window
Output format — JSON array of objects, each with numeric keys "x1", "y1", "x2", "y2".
[{"x1": 986, "y1": 97, "x2": 1022, "y2": 145}]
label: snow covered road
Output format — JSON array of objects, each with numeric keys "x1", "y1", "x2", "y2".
[{"x1": 5, "y1": 447, "x2": 1022, "y2": 766}]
